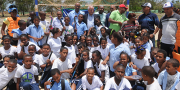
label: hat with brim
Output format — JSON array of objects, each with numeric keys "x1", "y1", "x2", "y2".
[
  {"x1": 119, "y1": 4, "x2": 128, "y2": 9},
  {"x1": 141, "y1": 3, "x2": 152, "y2": 8},
  {"x1": 163, "y1": 2, "x2": 173, "y2": 8}
]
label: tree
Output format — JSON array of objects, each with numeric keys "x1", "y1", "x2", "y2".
[{"x1": 0, "y1": 0, "x2": 8, "y2": 17}]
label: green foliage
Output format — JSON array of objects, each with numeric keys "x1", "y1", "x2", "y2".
[{"x1": 0, "y1": 0, "x2": 8, "y2": 17}]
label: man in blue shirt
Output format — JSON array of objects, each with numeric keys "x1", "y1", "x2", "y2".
[
  {"x1": 68, "y1": 3, "x2": 85, "y2": 26},
  {"x1": 138, "y1": 3, "x2": 159, "y2": 47},
  {"x1": 105, "y1": 5, "x2": 116, "y2": 28},
  {"x1": 44, "y1": 69, "x2": 72, "y2": 90}
]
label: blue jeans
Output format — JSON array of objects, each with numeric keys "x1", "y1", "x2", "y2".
[{"x1": 19, "y1": 82, "x2": 39, "y2": 90}]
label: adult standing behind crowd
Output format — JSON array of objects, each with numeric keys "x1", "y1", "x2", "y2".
[
  {"x1": 105, "y1": 5, "x2": 116, "y2": 28},
  {"x1": 108, "y1": 4, "x2": 128, "y2": 32},
  {"x1": 83, "y1": 6, "x2": 100, "y2": 30},
  {"x1": 68, "y1": 3, "x2": 85, "y2": 26},
  {"x1": 157, "y1": 2, "x2": 180, "y2": 58},
  {"x1": 138, "y1": 3, "x2": 159, "y2": 47},
  {"x1": 94, "y1": 5, "x2": 106, "y2": 26},
  {"x1": 52, "y1": 10, "x2": 65, "y2": 31}
]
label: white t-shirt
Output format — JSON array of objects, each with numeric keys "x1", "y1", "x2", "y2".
[
  {"x1": 151, "y1": 63, "x2": 160, "y2": 73},
  {"x1": 97, "y1": 45, "x2": 109, "y2": 60},
  {"x1": 0, "y1": 64, "x2": 20, "y2": 89},
  {"x1": 84, "y1": 60, "x2": 93, "y2": 70},
  {"x1": 88, "y1": 46, "x2": 98, "y2": 59},
  {"x1": 13, "y1": 29, "x2": 27, "y2": 45},
  {"x1": 15, "y1": 65, "x2": 38, "y2": 84},
  {"x1": 47, "y1": 37, "x2": 62, "y2": 58},
  {"x1": 82, "y1": 75, "x2": 103, "y2": 90},
  {"x1": 17, "y1": 42, "x2": 40, "y2": 54},
  {"x1": 52, "y1": 58, "x2": 72, "y2": 79},
  {"x1": 38, "y1": 53, "x2": 57, "y2": 66},
  {"x1": 149, "y1": 39, "x2": 153, "y2": 47},
  {"x1": 32, "y1": 54, "x2": 40, "y2": 64},
  {"x1": 39, "y1": 20, "x2": 50, "y2": 45},
  {"x1": 104, "y1": 77, "x2": 132, "y2": 90},
  {"x1": 64, "y1": 45, "x2": 76, "y2": 64},
  {"x1": 94, "y1": 60, "x2": 110, "y2": 82},
  {"x1": 131, "y1": 49, "x2": 151, "y2": 60},
  {"x1": 0, "y1": 46, "x2": 17, "y2": 58},
  {"x1": 175, "y1": 81, "x2": 180, "y2": 90},
  {"x1": 146, "y1": 78, "x2": 162, "y2": 90},
  {"x1": 74, "y1": 45, "x2": 79, "y2": 54},
  {"x1": 131, "y1": 55, "x2": 149, "y2": 69},
  {"x1": 61, "y1": 25, "x2": 74, "y2": 42}
]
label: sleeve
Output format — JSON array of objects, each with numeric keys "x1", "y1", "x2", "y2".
[
  {"x1": 97, "y1": 76, "x2": 103, "y2": 87},
  {"x1": 99, "y1": 64, "x2": 106, "y2": 71},
  {"x1": 38, "y1": 56, "x2": 45, "y2": 66},
  {"x1": 84, "y1": 24, "x2": 88, "y2": 31},
  {"x1": 125, "y1": 47, "x2": 131, "y2": 56},
  {"x1": 52, "y1": 18, "x2": 55, "y2": 28},
  {"x1": 109, "y1": 11, "x2": 115, "y2": 20},
  {"x1": 104, "y1": 79, "x2": 112, "y2": 90},
  {"x1": 41, "y1": 28, "x2": 45, "y2": 36},
  {"x1": 17, "y1": 45, "x2": 22, "y2": 53},
  {"x1": 154, "y1": 14, "x2": 160, "y2": 26},
  {"x1": 145, "y1": 49, "x2": 151, "y2": 59},
  {"x1": 121, "y1": 22, "x2": 126, "y2": 30},
  {"x1": 82, "y1": 77, "x2": 87, "y2": 90},
  {"x1": 51, "y1": 60, "x2": 58, "y2": 69},
  {"x1": 50, "y1": 53, "x2": 57, "y2": 61},
  {"x1": 34, "y1": 66, "x2": 39, "y2": 75},
  {"x1": 131, "y1": 67, "x2": 137, "y2": 73},
  {"x1": 64, "y1": 79, "x2": 72, "y2": 90},
  {"x1": 175, "y1": 82, "x2": 180, "y2": 89},
  {"x1": 125, "y1": 79, "x2": 132, "y2": 89},
  {"x1": 68, "y1": 60, "x2": 73, "y2": 69},
  {"x1": 35, "y1": 44, "x2": 41, "y2": 52},
  {"x1": 158, "y1": 19, "x2": 162, "y2": 29},
  {"x1": 26, "y1": 26, "x2": 31, "y2": 34},
  {"x1": 3, "y1": 18, "x2": 9, "y2": 25},
  {"x1": 13, "y1": 47, "x2": 17, "y2": 53},
  {"x1": 14, "y1": 68, "x2": 21, "y2": 78},
  {"x1": 157, "y1": 71, "x2": 164, "y2": 85}
]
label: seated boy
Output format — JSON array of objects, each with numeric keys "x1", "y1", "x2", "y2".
[
  {"x1": 52, "y1": 47, "x2": 73, "y2": 81},
  {"x1": 104, "y1": 65, "x2": 132, "y2": 90},
  {"x1": 157, "y1": 59, "x2": 180, "y2": 90},
  {"x1": 141, "y1": 66, "x2": 162, "y2": 90},
  {"x1": 44, "y1": 68, "x2": 72, "y2": 90},
  {"x1": 15, "y1": 55, "x2": 39, "y2": 90},
  {"x1": 0, "y1": 59, "x2": 20, "y2": 90},
  {"x1": 82, "y1": 67, "x2": 103, "y2": 90}
]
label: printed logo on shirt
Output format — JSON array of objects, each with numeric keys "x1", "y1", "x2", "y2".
[{"x1": 21, "y1": 72, "x2": 34, "y2": 82}]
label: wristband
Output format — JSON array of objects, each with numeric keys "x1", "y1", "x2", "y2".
[{"x1": 153, "y1": 33, "x2": 155, "y2": 36}]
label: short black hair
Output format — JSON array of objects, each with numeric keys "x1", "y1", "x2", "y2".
[
  {"x1": 167, "y1": 59, "x2": 180, "y2": 68},
  {"x1": 60, "y1": 47, "x2": 68, "y2": 52},
  {"x1": 142, "y1": 66, "x2": 155, "y2": 78},
  {"x1": 151, "y1": 47, "x2": 160, "y2": 52},
  {"x1": 87, "y1": 67, "x2": 95, "y2": 72},
  {"x1": 33, "y1": 16, "x2": 40, "y2": 20},
  {"x1": 100, "y1": 37, "x2": 107, "y2": 44},
  {"x1": 157, "y1": 49, "x2": 167, "y2": 58},
  {"x1": 77, "y1": 43, "x2": 86, "y2": 49},
  {"x1": 64, "y1": 16, "x2": 70, "y2": 19},
  {"x1": 18, "y1": 20, "x2": 26, "y2": 27},
  {"x1": 51, "y1": 68, "x2": 60, "y2": 76},
  {"x1": 78, "y1": 14, "x2": 84, "y2": 17},
  {"x1": 23, "y1": 54, "x2": 32, "y2": 61},
  {"x1": 92, "y1": 50, "x2": 102, "y2": 59},
  {"x1": 42, "y1": 43, "x2": 50, "y2": 48},
  {"x1": 112, "y1": 32, "x2": 123, "y2": 43},
  {"x1": 115, "y1": 65, "x2": 125, "y2": 71},
  {"x1": 20, "y1": 34, "x2": 29, "y2": 39},
  {"x1": 3, "y1": 55, "x2": 15, "y2": 60},
  {"x1": 65, "y1": 34, "x2": 72, "y2": 40},
  {"x1": 82, "y1": 50, "x2": 89, "y2": 56},
  {"x1": 29, "y1": 44, "x2": 36, "y2": 50},
  {"x1": 9, "y1": 59, "x2": 17, "y2": 64},
  {"x1": 50, "y1": 28, "x2": 60, "y2": 35},
  {"x1": 120, "y1": 51, "x2": 131, "y2": 62}
]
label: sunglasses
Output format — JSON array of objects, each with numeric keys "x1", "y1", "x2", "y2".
[{"x1": 9, "y1": 5, "x2": 17, "y2": 9}]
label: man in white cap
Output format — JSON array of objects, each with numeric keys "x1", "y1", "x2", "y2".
[
  {"x1": 157, "y1": 2, "x2": 180, "y2": 58},
  {"x1": 138, "y1": 3, "x2": 160, "y2": 47}
]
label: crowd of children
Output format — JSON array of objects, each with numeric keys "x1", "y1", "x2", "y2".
[{"x1": 0, "y1": 4, "x2": 180, "y2": 90}]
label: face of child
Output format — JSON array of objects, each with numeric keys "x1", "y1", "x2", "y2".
[
  {"x1": 111, "y1": 35, "x2": 116, "y2": 44},
  {"x1": 101, "y1": 28, "x2": 106, "y2": 36},
  {"x1": 23, "y1": 56, "x2": 33, "y2": 69},
  {"x1": 66, "y1": 36, "x2": 73, "y2": 45},
  {"x1": 166, "y1": 62, "x2": 178, "y2": 75},
  {"x1": 40, "y1": 13, "x2": 46, "y2": 20},
  {"x1": 93, "y1": 37, "x2": 98, "y2": 47},
  {"x1": 86, "y1": 37, "x2": 92, "y2": 46},
  {"x1": 141, "y1": 29, "x2": 147, "y2": 36},
  {"x1": 92, "y1": 53, "x2": 99, "y2": 63},
  {"x1": 3, "y1": 39, "x2": 11, "y2": 46},
  {"x1": 42, "y1": 45, "x2": 51, "y2": 56},
  {"x1": 143, "y1": 36, "x2": 149, "y2": 44},
  {"x1": 28, "y1": 46, "x2": 36, "y2": 56},
  {"x1": 73, "y1": 36, "x2": 78, "y2": 45},
  {"x1": 95, "y1": 18, "x2": 100, "y2": 25},
  {"x1": 52, "y1": 73, "x2": 61, "y2": 83},
  {"x1": 4, "y1": 57, "x2": 10, "y2": 67},
  {"x1": 130, "y1": 32, "x2": 135, "y2": 37},
  {"x1": 141, "y1": 72, "x2": 148, "y2": 81},
  {"x1": 156, "y1": 52, "x2": 165, "y2": 64},
  {"x1": 136, "y1": 51, "x2": 146, "y2": 59},
  {"x1": 20, "y1": 22, "x2": 27, "y2": 30},
  {"x1": 64, "y1": 17, "x2": 70, "y2": 25},
  {"x1": 115, "y1": 67, "x2": 125, "y2": 80},
  {"x1": 78, "y1": 47, "x2": 84, "y2": 54},
  {"x1": 135, "y1": 39, "x2": 143, "y2": 47},
  {"x1": 80, "y1": 36, "x2": 86, "y2": 44},
  {"x1": 20, "y1": 36, "x2": 28, "y2": 45},
  {"x1": 10, "y1": 10, "x2": 17, "y2": 18},
  {"x1": 151, "y1": 50, "x2": 158, "y2": 58},
  {"x1": 60, "y1": 49, "x2": 68, "y2": 59},
  {"x1": 82, "y1": 52, "x2": 89, "y2": 61},
  {"x1": 90, "y1": 30, "x2": 96, "y2": 35},
  {"x1": 120, "y1": 54, "x2": 129, "y2": 67},
  {"x1": 101, "y1": 40, "x2": 107, "y2": 49},
  {"x1": 87, "y1": 69, "x2": 95, "y2": 80},
  {"x1": 7, "y1": 62, "x2": 17, "y2": 72},
  {"x1": 33, "y1": 18, "x2": 40, "y2": 26},
  {"x1": 78, "y1": 15, "x2": 84, "y2": 22}
]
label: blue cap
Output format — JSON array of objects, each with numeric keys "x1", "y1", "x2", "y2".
[
  {"x1": 8, "y1": 4, "x2": 18, "y2": 13},
  {"x1": 163, "y1": 2, "x2": 173, "y2": 8}
]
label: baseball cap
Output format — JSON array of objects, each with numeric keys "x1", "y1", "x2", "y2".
[
  {"x1": 163, "y1": 2, "x2": 173, "y2": 8},
  {"x1": 8, "y1": 4, "x2": 18, "y2": 13},
  {"x1": 141, "y1": 3, "x2": 152, "y2": 8},
  {"x1": 119, "y1": 4, "x2": 128, "y2": 9}
]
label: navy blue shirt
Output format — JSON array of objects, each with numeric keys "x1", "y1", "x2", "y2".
[
  {"x1": 105, "y1": 12, "x2": 111, "y2": 27},
  {"x1": 138, "y1": 12, "x2": 159, "y2": 33}
]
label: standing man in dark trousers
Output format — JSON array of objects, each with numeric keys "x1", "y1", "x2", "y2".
[
  {"x1": 138, "y1": 3, "x2": 159, "y2": 47},
  {"x1": 157, "y1": 2, "x2": 180, "y2": 58}
]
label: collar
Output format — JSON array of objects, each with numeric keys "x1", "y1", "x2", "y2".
[
  {"x1": 165, "y1": 12, "x2": 176, "y2": 18},
  {"x1": 114, "y1": 43, "x2": 124, "y2": 50},
  {"x1": 88, "y1": 14, "x2": 94, "y2": 17},
  {"x1": 73, "y1": 10, "x2": 80, "y2": 14},
  {"x1": 143, "y1": 11, "x2": 151, "y2": 15},
  {"x1": 32, "y1": 24, "x2": 40, "y2": 28}
]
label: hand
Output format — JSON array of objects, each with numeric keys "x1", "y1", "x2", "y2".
[
  {"x1": 101, "y1": 60, "x2": 107, "y2": 65},
  {"x1": 75, "y1": 57, "x2": 79, "y2": 64},
  {"x1": 74, "y1": 28, "x2": 77, "y2": 33},
  {"x1": 20, "y1": 42, "x2": 24, "y2": 47},
  {"x1": 45, "y1": 79, "x2": 52, "y2": 85},
  {"x1": 132, "y1": 65, "x2": 138, "y2": 70},
  {"x1": 62, "y1": 26, "x2": 66, "y2": 31},
  {"x1": 32, "y1": 37, "x2": 38, "y2": 42},
  {"x1": 46, "y1": 59, "x2": 51, "y2": 65},
  {"x1": 157, "y1": 40, "x2": 160, "y2": 48},
  {"x1": 129, "y1": 62, "x2": 134, "y2": 67},
  {"x1": 150, "y1": 34, "x2": 154, "y2": 39},
  {"x1": 45, "y1": 32, "x2": 50, "y2": 36},
  {"x1": 118, "y1": 22, "x2": 122, "y2": 26}
]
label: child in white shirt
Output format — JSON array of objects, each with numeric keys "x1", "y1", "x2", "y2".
[
  {"x1": 47, "y1": 28, "x2": 62, "y2": 58},
  {"x1": 72, "y1": 34, "x2": 79, "y2": 55},
  {"x1": 0, "y1": 55, "x2": 15, "y2": 69},
  {"x1": 52, "y1": 47, "x2": 73, "y2": 80},
  {"x1": 15, "y1": 55, "x2": 39, "y2": 90},
  {"x1": 86, "y1": 35, "x2": 94, "y2": 59},
  {"x1": 82, "y1": 67, "x2": 103, "y2": 90},
  {"x1": 97, "y1": 37, "x2": 109, "y2": 60},
  {"x1": 141, "y1": 66, "x2": 162, "y2": 90},
  {"x1": 104, "y1": 65, "x2": 132, "y2": 90}
]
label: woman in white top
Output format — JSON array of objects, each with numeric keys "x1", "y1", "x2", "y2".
[
  {"x1": 0, "y1": 35, "x2": 17, "y2": 60},
  {"x1": 47, "y1": 28, "x2": 62, "y2": 58}
]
